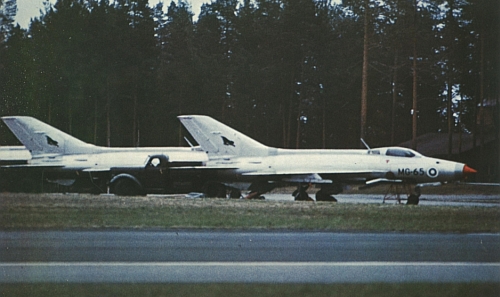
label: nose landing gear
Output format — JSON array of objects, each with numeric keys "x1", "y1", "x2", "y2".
[
  {"x1": 383, "y1": 184, "x2": 421, "y2": 205},
  {"x1": 406, "y1": 186, "x2": 421, "y2": 205}
]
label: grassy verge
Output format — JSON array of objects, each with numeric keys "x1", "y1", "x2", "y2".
[
  {"x1": 1, "y1": 193, "x2": 499, "y2": 232},
  {"x1": 1, "y1": 283, "x2": 499, "y2": 297}
]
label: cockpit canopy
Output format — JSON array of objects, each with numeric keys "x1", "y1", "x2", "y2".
[{"x1": 370, "y1": 147, "x2": 422, "y2": 158}]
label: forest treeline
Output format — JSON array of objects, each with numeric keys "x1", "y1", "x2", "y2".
[{"x1": 0, "y1": 0, "x2": 498, "y2": 150}]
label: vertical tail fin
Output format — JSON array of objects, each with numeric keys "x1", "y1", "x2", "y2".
[
  {"x1": 178, "y1": 115, "x2": 269, "y2": 158},
  {"x1": 1, "y1": 116, "x2": 97, "y2": 157}
]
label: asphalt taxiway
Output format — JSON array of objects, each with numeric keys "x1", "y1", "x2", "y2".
[{"x1": 1, "y1": 231, "x2": 499, "y2": 283}]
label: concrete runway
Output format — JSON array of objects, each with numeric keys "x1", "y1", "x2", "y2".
[{"x1": 1, "y1": 231, "x2": 499, "y2": 283}]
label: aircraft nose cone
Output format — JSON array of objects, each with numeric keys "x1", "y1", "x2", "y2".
[{"x1": 463, "y1": 165, "x2": 477, "y2": 175}]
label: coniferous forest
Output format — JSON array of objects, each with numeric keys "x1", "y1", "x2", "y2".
[{"x1": 0, "y1": 0, "x2": 498, "y2": 157}]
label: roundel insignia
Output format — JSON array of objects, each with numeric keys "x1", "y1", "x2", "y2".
[{"x1": 427, "y1": 168, "x2": 438, "y2": 178}]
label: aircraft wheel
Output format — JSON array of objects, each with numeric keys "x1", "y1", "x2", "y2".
[
  {"x1": 229, "y1": 189, "x2": 242, "y2": 199},
  {"x1": 113, "y1": 178, "x2": 144, "y2": 196},
  {"x1": 407, "y1": 194, "x2": 420, "y2": 205},
  {"x1": 294, "y1": 191, "x2": 311, "y2": 201},
  {"x1": 327, "y1": 194, "x2": 338, "y2": 202},
  {"x1": 204, "y1": 183, "x2": 226, "y2": 198},
  {"x1": 316, "y1": 190, "x2": 338, "y2": 202}
]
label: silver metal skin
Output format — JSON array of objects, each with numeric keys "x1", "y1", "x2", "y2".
[
  {"x1": 178, "y1": 115, "x2": 476, "y2": 199},
  {"x1": 1, "y1": 116, "x2": 208, "y2": 171},
  {"x1": 1, "y1": 116, "x2": 208, "y2": 194},
  {"x1": 1, "y1": 115, "x2": 476, "y2": 200}
]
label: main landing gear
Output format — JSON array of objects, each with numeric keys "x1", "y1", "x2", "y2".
[
  {"x1": 383, "y1": 184, "x2": 421, "y2": 205},
  {"x1": 204, "y1": 183, "x2": 245, "y2": 199},
  {"x1": 292, "y1": 184, "x2": 338, "y2": 202},
  {"x1": 315, "y1": 190, "x2": 338, "y2": 202},
  {"x1": 244, "y1": 181, "x2": 275, "y2": 200},
  {"x1": 292, "y1": 184, "x2": 314, "y2": 201}
]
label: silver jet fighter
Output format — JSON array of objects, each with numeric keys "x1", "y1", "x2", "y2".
[
  {"x1": 2, "y1": 116, "x2": 208, "y2": 194},
  {"x1": 178, "y1": 115, "x2": 477, "y2": 204}
]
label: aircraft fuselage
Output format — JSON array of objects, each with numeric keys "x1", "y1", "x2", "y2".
[{"x1": 203, "y1": 147, "x2": 469, "y2": 185}]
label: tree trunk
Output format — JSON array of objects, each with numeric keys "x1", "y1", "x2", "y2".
[
  {"x1": 479, "y1": 30, "x2": 485, "y2": 153},
  {"x1": 458, "y1": 97, "x2": 462, "y2": 159},
  {"x1": 133, "y1": 92, "x2": 138, "y2": 147},
  {"x1": 322, "y1": 92, "x2": 326, "y2": 149},
  {"x1": 391, "y1": 50, "x2": 398, "y2": 144},
  {"x1": 94, "y1": 97, "x2": 98, "y2": 144},
  {"x1": 295, "y1": 94, "x2": 302, "y2": 149},
  {"x1": 178, "y1": 88, "x2": 185, "y2": 146},
  {"x1": 447, "y1": 82, "x2": 453, "y2": 159},
  {"x1": 446, "y1": 0, "x2": 455, "y2": 160},
  {"x1": 285, "y1": 75, "x2": 295, "y2": 148},
  {"x1": 411, "y1": 0, "x2": 418, "y2": 151},
  {"x1": 360, "y1": 0, "x2": 369, "y2": 146},
  {"x1": 106, "y1": 78, "x2": 111, "y2": 148},
  {"x1": 281, "y1": 101, "x2": 286, "y2": 147}
]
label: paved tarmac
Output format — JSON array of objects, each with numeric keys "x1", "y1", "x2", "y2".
[
  {"x1": 1, "y1": 231, "x2": 499, "y2": 283},
  {"x1": 2, "y1": 262, "x2": 499, "y2": 283}
]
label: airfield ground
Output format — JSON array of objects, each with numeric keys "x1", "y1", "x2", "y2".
[
  {"x1": 1, "y1": 186, "x2": 499, "y2": 296},
  {"x1": 0, "y1": 185, "x2": 498, "y2": 232}
]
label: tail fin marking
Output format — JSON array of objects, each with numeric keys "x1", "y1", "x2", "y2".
[
  {"x1": 178, "y1": 115, "x2": 269, "y2": 158},
  {"x1": 2, "y1": 116, "x2": 96, "y2": 157}
]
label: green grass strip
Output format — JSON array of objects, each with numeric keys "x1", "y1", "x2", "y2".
[{"x1": 0, "y1": 194, "x2": 499, "y2": 232}]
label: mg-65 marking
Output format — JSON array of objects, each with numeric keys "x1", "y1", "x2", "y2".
[{"x1": 398, "y1": 168, "x2": 425, "y2": 176}]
